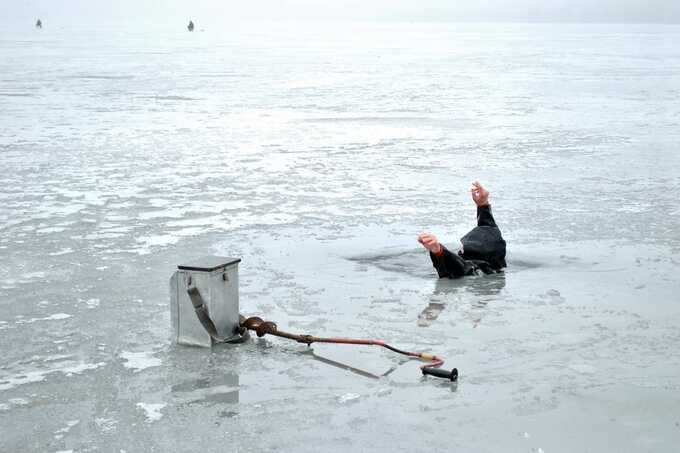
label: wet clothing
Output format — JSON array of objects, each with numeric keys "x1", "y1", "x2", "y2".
[{"x1": 430, "y1": 205, "x2": 506, "y2": 279}]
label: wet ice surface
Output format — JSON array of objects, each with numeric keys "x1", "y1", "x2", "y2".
[{"x1": 1, "y1": 22, "x2": 680, "y2": 452}]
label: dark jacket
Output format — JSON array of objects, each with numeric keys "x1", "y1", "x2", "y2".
[{"x1": 429, "y1": 205, "x2": 506, "y2": 278}]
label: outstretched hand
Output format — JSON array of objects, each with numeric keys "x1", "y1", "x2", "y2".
[
  {"x1": 471, "y1": 181, "x2": 490, "y2": 207},
  {"x1": 418, "y1": 232, "x2": 442, "y2": 254}
]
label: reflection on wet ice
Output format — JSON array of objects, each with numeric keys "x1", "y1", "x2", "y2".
[
  {"x1": 418, "y1": 273, "x2": 507, "y2": 327},
  {"x1": 171, "y1": 373, "x2": 239, "y2": 406}
]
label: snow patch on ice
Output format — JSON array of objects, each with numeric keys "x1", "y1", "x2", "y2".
[
  {"x1": 95, "y1": 416, "x2": 118, "y2": 433},
  {"x1": 15, "y1": 313, "x2": 72, "y2": 324},
  {"x1": 337, "y1": 393, "x2": 361, "y2": 404},
  {"x1": 120, "y1": 351, "x2": 162, "y2": 372},
  {"x1": 48, "y1": 247, "x2": 73, "y2": 256},
  {"x1": 54, "y1": 419, "x2": 80, "y2": 440},
  {"x1": 85, "y1": 298, "x2": 100, "y2": 309},
  {"x1": 0, "y1": 361, "x2": 106, "y2": 391},
  {"x1": 568, "y1": 363, "x2": 596, "y2": 374},
  {"x1": 137, "y1": 402, "x2": 166, "y2": 422}
]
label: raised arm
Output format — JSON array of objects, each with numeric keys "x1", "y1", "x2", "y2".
[
  {"x1": 471, "y1": 181, "x2": 497, "y2": 227},
  {"x1": 476, "y1": 205, "x2": 498, "y2": 227}
]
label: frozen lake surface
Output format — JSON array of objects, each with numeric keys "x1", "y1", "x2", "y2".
[{"x1": 1, "y1": 22, "x2": 680, "y2": 452}]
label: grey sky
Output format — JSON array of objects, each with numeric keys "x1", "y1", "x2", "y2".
[{"x1": 6, "y1": 0, "x2": 680, "y2": 25}]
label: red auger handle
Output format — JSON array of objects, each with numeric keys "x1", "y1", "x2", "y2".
[{"x1": 422, "y1": 367, "x2": 458, "y2": 381}]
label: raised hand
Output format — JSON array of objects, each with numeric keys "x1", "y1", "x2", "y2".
[
  {"x1": 418, "y1": 232, "x2": 442, "y2": 254},
  {"x1": 471, "y1": 181, "x2": 490, "y2": 207}
]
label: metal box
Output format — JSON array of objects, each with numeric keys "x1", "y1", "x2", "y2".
[{"x1": 170, "y1": 256, "x2": 241, "y2": 347}]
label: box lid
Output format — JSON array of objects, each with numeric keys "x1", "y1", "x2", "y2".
[{"x1": 178, "y1": 256, "x2": 241, "y2": 272}]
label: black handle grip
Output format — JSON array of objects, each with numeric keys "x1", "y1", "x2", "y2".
[{"x1": 422, "y1": 367, "x2": 458, "y2": 381}]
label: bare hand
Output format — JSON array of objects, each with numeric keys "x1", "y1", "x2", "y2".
[
  {"x1": 471, "y1": 181, "x2": 490, "y2": 207},
  {"x1": 418, "y1": 232, "x2": 442, "y2": 254}
]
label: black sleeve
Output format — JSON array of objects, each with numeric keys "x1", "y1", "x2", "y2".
[
  {"x1": 477, "y1": 205, "x2": 498, "y2": 228},
  {"x1": 429, "y1": 246, "x2": 468, "y2": 279}
]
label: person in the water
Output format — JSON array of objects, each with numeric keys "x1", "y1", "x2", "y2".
[{"x1": 418, "y1": 181, "x2": 506, "y2": 278}]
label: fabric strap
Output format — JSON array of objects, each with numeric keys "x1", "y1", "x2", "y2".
[{"x1": 186, "y1": 283, "x2": 246, "y2": 344}]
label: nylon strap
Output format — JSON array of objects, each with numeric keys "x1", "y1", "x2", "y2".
[{"x1": 187, "y1": 283, "x2": 245, "y2": 344}]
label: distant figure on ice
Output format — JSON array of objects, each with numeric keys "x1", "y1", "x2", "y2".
[
  {"x1": 187, "y1": 20, "x2": 194, "y2": 32},
  {"x1": 36, "y1": 19, "x2": 42, "y2": 29},
  {"x1": 418, "y1": 181, "x2": 506, "y2": 278}
]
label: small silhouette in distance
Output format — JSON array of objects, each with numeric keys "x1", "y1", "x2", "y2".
[
  {"x1": 36, "y1": 19, "x2": 42, "y2": 29},
  {"x1": 187, "y1": 20, "x2": 194, "y2": 32}
]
